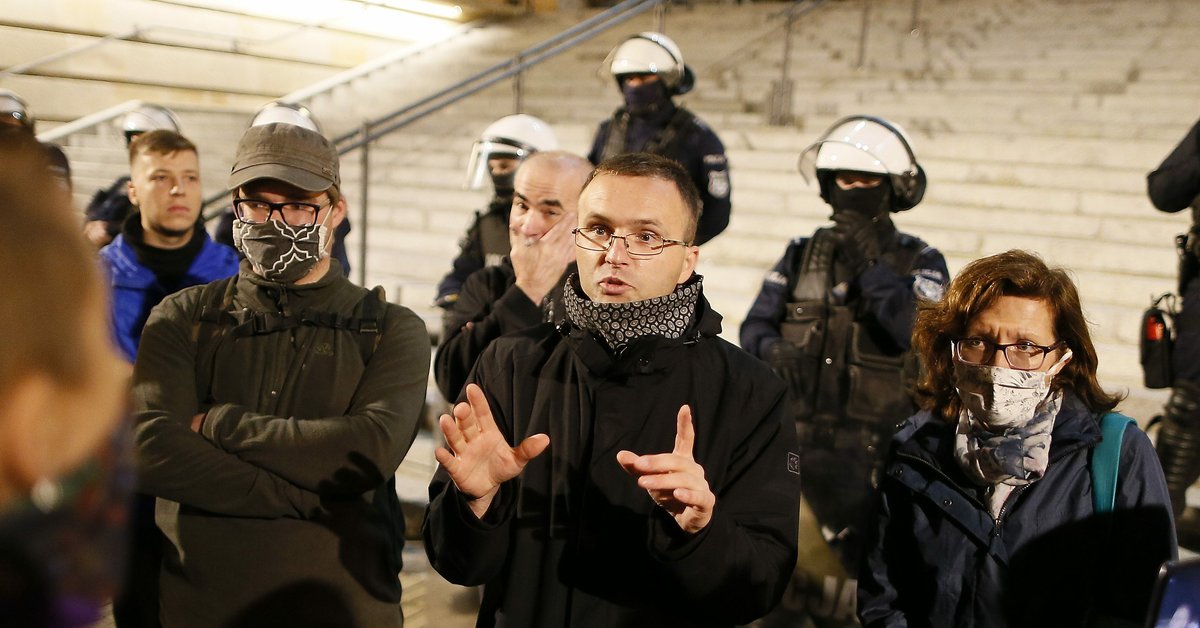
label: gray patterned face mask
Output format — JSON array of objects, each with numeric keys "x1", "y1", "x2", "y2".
[{"x1": 232, "y1": 214, "x2": 331, "y2": 284}]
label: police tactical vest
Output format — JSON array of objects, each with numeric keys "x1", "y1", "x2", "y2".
[
  {"x1": 597, "y1": 107, "x2": 697, "y2": 166},
  {"x1": 779, "y1": 228, "x2": 925, "y2": 436}
]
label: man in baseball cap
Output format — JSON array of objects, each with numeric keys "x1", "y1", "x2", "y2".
[{"x1": 132, "y1": 121, "x2": 430, "y2": 626}]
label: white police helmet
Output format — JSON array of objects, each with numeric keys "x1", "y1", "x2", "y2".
[
  {"x1": 798, "y1": 115, "x2": 926, "y2": 211},
  {"x1": 604, "y1": 32, "x2": 695, "y2": 95},
  {"x1": 464, "y1": 114, "x2": 558, "y2": 190},
  {"x1": 251, "y1": 101, "x2": 322, "y2": 135},
  {"x1": 121, "y1": 103, "x2": 181, "y2": 143},
  {"x1": 0, "y1": 89, "x2": 33, "y2": 132}
]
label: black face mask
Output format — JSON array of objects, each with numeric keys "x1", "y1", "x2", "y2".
[
  {"x1": 621, "y1": 80, "x2": 670, "y2": 116},
  {"x1": 828, "y1": 181, "x2": 893, "y2": 218},
  {"x1": 491, "y1": 171, "x2": 515, "y2": 198}
]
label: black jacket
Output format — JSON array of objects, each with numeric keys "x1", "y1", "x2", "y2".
[
  {"x1": 423, "y1": 290, "x2": 801, "y2": 627},
  {"x1": 433, "y1": 258, "x2": 572, "y2": 401},
  {"x1": 1148, "y1": 118, "x2": 1200, "y2": 215},
  {"x1": 858, "y1": 393, "x2": 1177, "y2": 628},
  {"x1": 133, "y1": 261, "x2": 430, "y2": 627}
]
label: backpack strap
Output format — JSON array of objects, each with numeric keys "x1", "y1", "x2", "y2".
[
  {"x1": 353, "y1": 286, "x2": 387, "y2": 366},
  {"x1": 1091, "y1": 412, "x2": 1135, "y2": 513},
  {"x1": 191, "y1": 276, "x2": 239, "y2": 405}
]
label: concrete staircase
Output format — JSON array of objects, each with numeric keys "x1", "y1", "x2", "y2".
[{"x1": 43, "y1": 0, "x2": 1200, "y2": 422}]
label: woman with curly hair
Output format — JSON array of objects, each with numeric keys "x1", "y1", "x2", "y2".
[{"x1": 859, "y1": 249, "x2": 1176, "y2": 627}]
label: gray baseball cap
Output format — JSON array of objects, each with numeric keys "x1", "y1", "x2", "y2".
[{"x1": 228, "y1": 122, "x2": 339, "y2": 192}]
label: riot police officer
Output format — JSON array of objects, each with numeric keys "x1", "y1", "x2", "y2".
[
  {"x1": 741, "y1": 115, "x2": 949, "y2": 627},
  {"x1": 84, "y1": 103, "x2": 181, "y2": 247},
  {"x1": 435, "y1": 113, "x2": 558, "y2": 308},
  {"x1": 1147, "y1": 118, "x2": 1200, "y2": 551},
  {"x1": 588, "y1": 32, "x2": 731, "y2": 245},
  {"x1": 0, "y1": 89, "x2": 71, "y2": 193}
]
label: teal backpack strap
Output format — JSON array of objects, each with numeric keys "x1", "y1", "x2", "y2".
[{"x1": 1091, "y1": 412, "x2": 1135, "y2": 513}]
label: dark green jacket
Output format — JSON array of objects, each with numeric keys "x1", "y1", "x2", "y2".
[{"x1": 133, "y1": 260, "x2": 430, "y2": 627}]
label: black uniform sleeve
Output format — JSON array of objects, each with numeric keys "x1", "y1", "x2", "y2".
[
  {"x1": 740, "y1": 240, "x2": 806, "y2": 359},
  {"x1": 433, "y1": 264, "x2": 542, "y2": 402},
  {"x1": 423, "y1": 346, "x2": 518, "y2": 585},
  {"x1": 856, "y1": 244, "x2": 949, "y2": 351},
  {"x1": 587, "y1": 120, "x2": 610, "y2": 165},
  {"x1": 689, "y1": 121, "x2": 731, "y2": 245},
  {"x1": 1148, "y1": 119, "x2": 1200, "y2": 213},
  {"x1": 436, "y1": 211, "x2": 488, "y2": 308},
  {"x1": 84, "y1": 176, "x2": 133, "y2": 224}
]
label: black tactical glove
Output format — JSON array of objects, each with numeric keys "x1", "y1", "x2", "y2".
[
  {"x1": 831, "y1": 209, "x2": 885, "y2": 273},
  {"x1": 766, "y1": 338, "x2": 805, "y2": 392}
]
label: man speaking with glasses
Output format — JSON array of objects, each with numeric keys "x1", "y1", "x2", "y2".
[
  {"x1": 424, "y1": 153, "x2": 800, "y2": 627},
  {"x1": 132, "y1": 123, "x2": 430, "y2": 627}
]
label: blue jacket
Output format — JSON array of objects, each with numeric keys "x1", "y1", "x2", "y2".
[
  {"x1": 99, "y1": 233, "x2": 239, "y2": 362},
  {"x1": 858, "y1": 393, "x2": 1177, "y2": 628}
]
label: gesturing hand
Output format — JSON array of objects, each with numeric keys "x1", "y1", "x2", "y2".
[
  {"x1": 435, "y1": 384, "x2": 550, "y2": 518},
  {"x1": 616, "y1": 405, "x2": 716, "y2": 534}
]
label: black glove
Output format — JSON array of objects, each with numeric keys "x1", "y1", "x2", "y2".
[
  {"x1": 766, "y1": 339, "x2": 805, "y2": 392},
  {"x1": 831, "y1": 210, "x2": 884, "y2": 273}
]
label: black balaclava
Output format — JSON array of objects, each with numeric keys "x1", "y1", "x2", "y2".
[{"x1": 621, "y1": 78, "x2": 672, "y2": 117}]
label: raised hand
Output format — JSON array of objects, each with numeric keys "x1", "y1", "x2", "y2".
[
  {"x1": 615, "y1": 405, "x2": 716, "y2": 534},
  {"x1": 511, "y1": 214, "x2": 576, "y2": 304},
  {"x1": 435, "y1": 383, "x2": 550, "y2": 518}
]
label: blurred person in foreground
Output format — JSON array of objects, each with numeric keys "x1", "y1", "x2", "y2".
[
  {"x1": 0, "y1": 133, "x2": 131, "y2": 627},
  {"x1": 858, "y1": 250, "x2": 1176, "y2": 627}
]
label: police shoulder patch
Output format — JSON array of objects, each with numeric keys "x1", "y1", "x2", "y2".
[
  {"x1": 913, "y1": 275, "x2": 945, "y2": 301},
  {"x1": 708, "y1": 170, "x2": 730, "y2": 198}
]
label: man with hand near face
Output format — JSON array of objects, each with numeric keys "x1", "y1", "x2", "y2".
[
  {"x1": 424, "y1": 153, "x2": 800, "y2": 627},
  {"x1": 132, "y1": 123, "x2": 430, "y2": 627},
  {"x1": 434, "y1": 151, "x2": 592, "y2": 402}
]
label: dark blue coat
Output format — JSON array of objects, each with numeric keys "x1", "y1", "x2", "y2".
[
  {"x1": 858, "y1": 393, "x2": 1177, "y2": 628},
  {"x1": 99, "y1": 232, "x2": 239, "y2": 362}
]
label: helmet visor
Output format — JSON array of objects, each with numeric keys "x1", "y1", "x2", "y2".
[{"x1": 464, "y1": 139, "x2": 531, "y2": 190}]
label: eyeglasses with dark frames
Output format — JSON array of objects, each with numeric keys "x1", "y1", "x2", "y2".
[
  {"x1": 953, "y1": 338, "x2": 1066, "y2": 371},
  {"x1": 232, "y1": 197, "x2": 328, "y2": 227},
  {"x1": 572, "y1": 226, "x2": 690, "y2": 257}
]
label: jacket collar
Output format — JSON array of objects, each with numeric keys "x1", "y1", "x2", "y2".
[
  {"x1": 559, "y1": 281, "x2": 722, "y2": 377},
  {"x1": 894, "y1": 391, "x2": 1104, "y2": 476},
  {"x1": 235, "y1": 258, "x2": 352, "y2": 313}
]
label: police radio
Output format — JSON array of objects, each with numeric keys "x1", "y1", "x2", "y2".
[{"x1": 1141, "y1": 292, "x2": 1177, "y2": 389}]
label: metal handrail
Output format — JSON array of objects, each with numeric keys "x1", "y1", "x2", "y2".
[
  {"x1": 34, "y1": 22, "x2": 481, "y2": 146},
  {"x1": 321, "y1": 0, "x2": 664, "y2": 285},
  {"x1": 702, "y1": 0, "x2": 827, "y2": 77},
  {"x1": 329, "y1": 0, "x2": 663, "y2": 151}
]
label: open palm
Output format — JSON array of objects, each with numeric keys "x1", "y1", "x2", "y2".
[{"x1": 435, "y1": 384, "x2": 549, "y2": 516}]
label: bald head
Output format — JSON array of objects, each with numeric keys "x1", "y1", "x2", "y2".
[{"x1": 510, "y1": 151, "x2": 593, "y2": 246}]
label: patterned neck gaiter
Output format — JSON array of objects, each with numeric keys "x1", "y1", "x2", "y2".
[
  {"x1": 952, "y1": 350, "x2": 1073, "y2": 487},
  {"x1": 563, "y1": 273, "x2": 701, "y2": 353}
]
